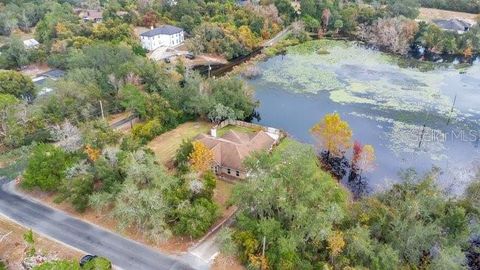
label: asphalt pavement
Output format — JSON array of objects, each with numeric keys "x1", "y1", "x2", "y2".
[{"x1": 0, "y1": 180, "x2": 205, "y2": 270}]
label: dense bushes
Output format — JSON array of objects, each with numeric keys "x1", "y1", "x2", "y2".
[
  {"x1": 0, "y1": 71, "x2": 36, "y2": 101},
  {"x1": 359, "y1": 17, "x2": 418, "y2": 55},
  {"x1": 82, "y1": 257, "x2": 112, "y2": 270},
  {"x1": 33, "y1": 260, "x2": 81, "y2": 270},
  {"x1": 22, "y1": 144, "x2": 74, "y2": 191},
  {"x1": 174, "y1": 140, "x2": 194, "y2": 173},
  {"x1": 183, "y1": 2, "x2": 283, "y2": 59},
  {"x1": 415, "y1": 21, "x2": 480, "y2": 55},
  {"x1": 132, "y1": 120, "x2": 163, "y2": 143},
  {"x1": 174, "y1": 197, "x2": 219, "y2": 238},
  {"x1": 227, "y1": 140, "x2": 348, "y2": 269},
  {"x1": 33, "y1": 257, "x2": 112, "y2": 270},
  {"x1": 223, "y1": 141, "x2": 480, "y2": 269}
]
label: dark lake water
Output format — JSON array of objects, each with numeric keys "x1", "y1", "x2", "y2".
[{"x1": 247, "y1": 40, "x2": 480, "y2": 194}]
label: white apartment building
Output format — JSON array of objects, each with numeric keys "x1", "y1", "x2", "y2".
[{"x1": 140, "y1": 25, "x2": 184, "y2": 51}]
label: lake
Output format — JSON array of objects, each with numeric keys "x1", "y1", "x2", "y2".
[{"x1": 247, "y1": 40, "x2": 480, "y2": 194}]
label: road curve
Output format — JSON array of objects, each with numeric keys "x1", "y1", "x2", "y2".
[{"x1": 0, "y1": 180, "x2": 198, "y2": 270}]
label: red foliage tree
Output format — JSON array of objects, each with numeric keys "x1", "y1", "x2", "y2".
[{"x1": 142, "y1": 11, "x2": 159, "y2": 28}]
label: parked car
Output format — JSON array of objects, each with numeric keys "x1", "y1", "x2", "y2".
[
  {"x1": 185, "y1": 53, "x2": 195, "y2": 60},
  {"x1": 164, "y1": 58, "x2": 171, "y2": 63},
  {"x1": 80, "y1": 255, "x2": 98, "y2": 267}
]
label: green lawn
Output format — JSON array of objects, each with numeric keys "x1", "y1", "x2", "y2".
[
  {"x1": 147, "y1": 121, "x2": 212, "y2": 166},
  {"x1": 216, "y1": 124, "x2": 262, "y2": 137}
]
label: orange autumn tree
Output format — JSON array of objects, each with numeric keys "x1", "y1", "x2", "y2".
[
  {"x1": 310, "y1": 113, "x2": 353, "y2": 159},
  {"x1": 85, "y1": 144, "x2": 100, "y2": 162},
  {"x1": 189, "y1": 141, "x2": 214, "y2": 173},
  {"x1": 464, "y1": 46, "x2": 473, "y2": 59}
]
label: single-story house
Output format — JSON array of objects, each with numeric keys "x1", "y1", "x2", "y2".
[
  {"x1": 140, "y1": 25, "x2": 184, "y2": 51},
  {"x1": 432, "y1": 19, "x2": 472, "y2": 34},
  {"x1": 195, "y1": 128, "x2": 278, "y2": 179},
  {"x1": 33, "y1": 69, "x2": 65, "y2": 96},
  {"x1": 23, "y1": 39, "x2": 40, "y2": 49}
]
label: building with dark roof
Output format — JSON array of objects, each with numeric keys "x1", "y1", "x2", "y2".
[
  {"x1": 75, "y1": 9, "x2": 103, "y2": 23},
  {"x1": 32, "y1": 69, "x2": 65, "y2": 96},
  {"x1": 41, "y1": 69, "x2": 65, "y2": 79},
  {"x1": 432, "y1": 19, "x2": 472, "y2": 34},
  {"x1": 195, "y1": 127, "x2": 279, "y2": 179},
  {"x1": 140, "y1": 25, "x2": 184, "y2": 51}
]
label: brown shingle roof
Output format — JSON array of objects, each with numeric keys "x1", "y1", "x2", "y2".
[{"x1": 195, "y1": 130, "x2": 276, "y2": 171}]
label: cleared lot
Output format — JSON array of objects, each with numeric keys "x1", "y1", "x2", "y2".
[
  {"x1": 418, "y1": 7, "x2": 478, "y2": 24},
  {"x1": 0, "y1": 217, "x2": 82, "y2": 269},
  {"x1": 148, "y1": 121, "x2": 212, "y2": 166}
]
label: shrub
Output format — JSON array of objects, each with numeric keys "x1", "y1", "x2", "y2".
[
  {"x1": 57, "y1": 174, "x2": 94, "y2": 212},
  {"x1": 93, "y1": 157, "x2": 124, "y2": 193},
  {"x1": 33, "y1": 260, "x2": 80, "y2": 270},
  {"x1": 132, "y1": 120, "x2": 163, "y2": 143},
  {"x1": 174, "y1": 198, "x2": 219, "y2": 238},
  {"x1": 120, "y1": 135, "x2": 142, "y2": 152},
  {"x1": 0, "y1": 70, "x2": 36, "y2": 101},
  {"x1": 22, "y1": 144, "x2": 73, "y2": 191},
  {"x1": 200, "y1": 171, "x2": 216, "y2": 200},
  {"x1": 81, "y1": 120, "x2": 120, "y2": 149},
  {"x1": 233, "y1": 230, "x2": 259, "y2": 262},
  {"x1": 82, "y1": 257, "x2": 112, "y2": 270},
  {"x1": 174, "y1": 139, "x2": 194, "y2": 173}
]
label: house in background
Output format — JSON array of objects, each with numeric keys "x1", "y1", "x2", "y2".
[
  {"x1": 140, "y1": 25, "x2": 184, "y2": 51},
  {"x1": 195, "y1": 123, "x2": 281, "y2": 179},
  {"x1": 33, "y1": 69, "x2": 65, "y2": 96},
  {"x1": 23, "y1": 39, "x2": 39, "y2": 49},
  {"x1": 75, "y1": 9, "x2": 103, "y2": 23},
  {"x1": 432, "y1": 19, "x2": 472, "y2": 34}
]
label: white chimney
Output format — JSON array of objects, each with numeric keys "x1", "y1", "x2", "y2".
[{"x1": 210, "y1": 128, "x2": 217, "y2": 137}]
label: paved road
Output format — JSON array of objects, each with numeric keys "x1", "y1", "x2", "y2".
[
  {"x1": 0, "y1": 180, "x2": 202, "y2": 270},
  {"x1": 263, "y1": 25, "x2": 291, "y2": 47}
]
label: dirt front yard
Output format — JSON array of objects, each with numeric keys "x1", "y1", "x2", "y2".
[
  {"x1": 0, "y1": 217, "x2": 82, "y2": 269},
  {"x1": 148, "y1": 121, "x2": 212, "y2": 166}
]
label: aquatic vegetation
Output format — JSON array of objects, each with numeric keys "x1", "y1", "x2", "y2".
[
  {"x1": 250, "y1": 39, "x2": 480, "y2": 191},
  {"x1": 386, "y1": 121, "x2": 447, "y2": 161},
  {"x1": 259, "y1": 40, "x2": 462, "y2": 115},
  {"x1": 330, "y1": 89, "x2": 376, "y2": 105}
]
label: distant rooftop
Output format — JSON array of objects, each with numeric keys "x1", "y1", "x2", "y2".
[
  {"x1": 41, "y1": 69, "x2": 65, "y2": 79},
  {"x1": 140, "y1": 25, "x2": 183, "y2": 37},
  {"x1": 432, "y1": 19, "x2": 472, "y2": 32},
  {"x1": 23, "y1": 39, "x2": 39, "y2": 48},
  {"x1": 75, "y1": 9, "x2": 103, "y2": 20}
]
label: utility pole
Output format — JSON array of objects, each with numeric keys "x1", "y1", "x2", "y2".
[
  {"x1": 262, "y1": 236, "x2": 266, "y2": 270},
  {"x1": 262, "y1": 236, "x2": 266, "y2": 257},
  {"x1": 446, "y1": 94, "x2": 457, "y2": 125},
  {"x1": 418, "y1": 124, "x2": 426, "y2": 149},
  {"x1": 99, "y1": 100, "x2": 105, "y2": 120}
]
